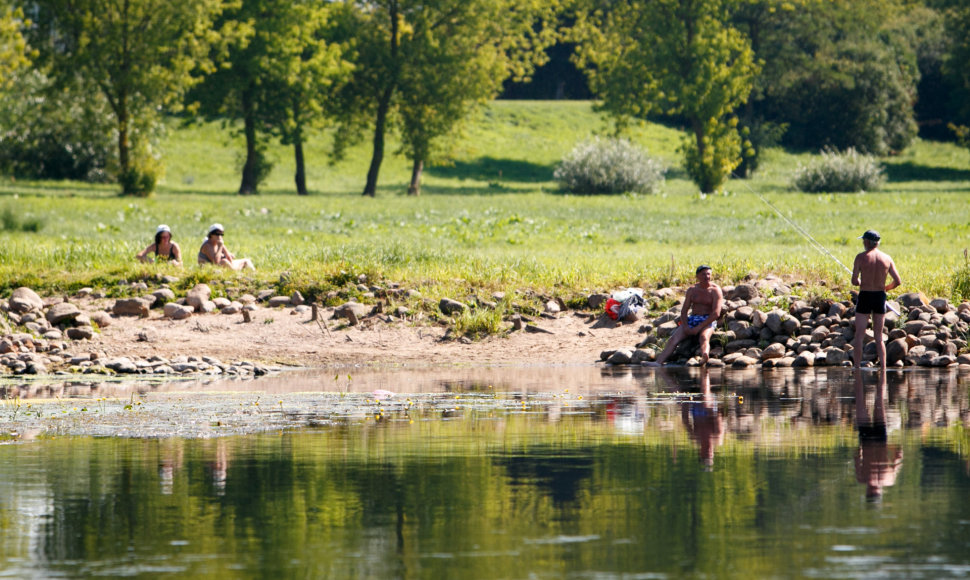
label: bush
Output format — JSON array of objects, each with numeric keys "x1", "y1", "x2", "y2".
[
  {"x1": 553, "y1": 137, "x2": 665, "y2": 195},
  {"x1": 953, "y1": 250, "x2": 970, "y2": 302},
  {"x1": 790, "y1": 148, "x2": 885, "y2": 193},
  {"x1": 0, "y1": 70, "x2": 114, "y2": 182}
]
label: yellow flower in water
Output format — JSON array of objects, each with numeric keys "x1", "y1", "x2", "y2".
[{"x1": 738, "y1": 396, "x2": 744, "y2": 404}]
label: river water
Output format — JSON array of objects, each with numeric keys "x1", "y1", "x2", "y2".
[{"x1": 1, "y1": 365, "x2": 969, "y2": 578}]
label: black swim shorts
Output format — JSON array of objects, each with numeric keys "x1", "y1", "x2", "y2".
[{"x1": 856, "y1": 290, "x2": 887, "y2": 315}]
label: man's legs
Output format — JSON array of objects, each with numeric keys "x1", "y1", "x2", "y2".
[
  {"x1": 698, "y1": 326, "x2": 715, "y2": 365},
  {"x1": 872, "y1": 313, "x2": 887, "y2": 370},
  {"x1": 649, "y1": 325, "x2": 687, "y2": 366},
  {"x1": 853, "y1": 312, "x2": 870, "y2": 367}
]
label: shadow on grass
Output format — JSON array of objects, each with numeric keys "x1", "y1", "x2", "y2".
[
  {"x1": 426, "y1": 156, "x2": 554, "y2": 184},
  {"x1": 883, "y1": 162, "x2": 970, "y2": 184}
]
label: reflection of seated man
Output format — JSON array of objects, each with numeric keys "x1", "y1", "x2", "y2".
[
  {"x1": 854, "y1": 369, "x2": 903, "y2": 501},
  {"x1": 646, "y1": 265, "x2": 722, "y2": 366},
  {"x1": 680, "y1": 367, "x2": 724, "y2": 469}
]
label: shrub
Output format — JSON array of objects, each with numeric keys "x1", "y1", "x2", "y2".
[
  {"x1": 553, "y1": 137, "x2": 665, "y2": 195},
  {"x1": 790, "y1": 148, "x2": 885, "y2": 193},
  {"x1": 953, "y1": 250, "x2": 970, "y2": 302}
]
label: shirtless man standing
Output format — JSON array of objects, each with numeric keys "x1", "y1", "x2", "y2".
[
  {"x1": 647, "y1": 265, "x2": 723, "y2": 366},
  {"x1": 851, "y1": 230, "x2": 902, "y2": 369}
]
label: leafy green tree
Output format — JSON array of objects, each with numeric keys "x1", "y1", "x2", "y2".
[
  {"x1": 190, "y1": 0, "x2": 349, "y2": 195},
  {"x1": 734, "y1": 0, "x2": 920, "y2": 157},
  {"x1": 0, "y1": 2, "x2": 31, "y2": 88},
  {"x1": 27, "y1": 0, "x2": 239, "y2": 195},
  {"x1": 573, "y1": 0, "x2": 759, "y2": 194},
  {"x1": 331, "y1": 0, "x2": 559, "y2": 197},
  {"x1": 944, "y1": 1, "x2": 970, "y2": 150}
]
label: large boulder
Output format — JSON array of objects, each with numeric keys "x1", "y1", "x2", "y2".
[
  {"x1": 163, "y1": 303, "x2": 194, "y2": 320},
  {"x1": 186, "y1": 284, "x2": 212, "y2": 311},
  {"x1": 761, "y1": 343, "x2": 786, "y2": 360},
  {"x1": 898, "y1": 292, "x2": 928, "y2": 308},
  {"x1": 9, "y1": 287, "x2": 44, "y2": 313},
  {"x1": 439, "y1": 298, "x2": 467, "y2": 316},
  {"x1": 730, "y1": 284, "x2": 759, "y2": 301},
  {"x1": 46, "y1": 302, "x2": 81, "y2": 325},
  {"x1": 113, "y1": 298, "x2": 151, "y2": 317}
]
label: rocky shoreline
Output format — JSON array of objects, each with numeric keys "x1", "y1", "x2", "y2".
[{"x1": 600, "y1": 276, "x2": 970, "y2": 369}]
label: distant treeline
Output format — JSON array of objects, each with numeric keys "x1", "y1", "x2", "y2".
[{"x1": 0, "y1": 0, "x2": 968, "y2": 195}]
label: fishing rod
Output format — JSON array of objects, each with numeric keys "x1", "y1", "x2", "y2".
[{"x1": 755, "y1": 192, "x2": 901, "y2": 316}]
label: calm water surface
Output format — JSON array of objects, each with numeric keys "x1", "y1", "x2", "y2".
[{"x1": 1, "y1": 365, "x2": 970, "y2": 578}]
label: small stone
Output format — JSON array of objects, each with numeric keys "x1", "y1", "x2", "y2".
[
  {"x1": 439, "y1": 298, "x2": 467, "y2": 316},
  {"x1": 66, "y1": 326, "x2": 95, "y2": 340}
]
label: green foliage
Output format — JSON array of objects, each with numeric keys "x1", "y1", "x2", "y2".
[
  {"x1": 0, "y1": 4, "x2": 31, "y2": 88},
  {"x1": 0, "y1": 70, "x2": 114, "y2": 181},
  {"x1": 741, "y1": 0, "x2": 919, "y2": 155},
  {"x1": 953, "y1": 251, "x2": 970, "y2": 302},
  {"x1": 573, "y1": 0, "x2": 758, "y2": 194},
  {"x1": 454, "y1": 307, "x2": 505, "y2": 339},
  {"x1": 28, "y1": 0, "x2": 241, "y2": 194},
  {"x1": 790, "y1": 148, "x2": 885, "y2": 193},
  {"x1": 0, "y1": 206, "x2": 43, "y2": 232},
  {"x1": 553, "y1": 137, "x2": 665, "y2": 195}
]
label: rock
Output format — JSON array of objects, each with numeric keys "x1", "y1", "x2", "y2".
[
  {"x1": 885, "y1": 339, "x2": 908, "y2": 365},
  {"x1": 136, "y1": 329, "x2": 159, "y2": 342},
  {"x1": 186, "y1": 284, "x2": 212, "y2": 311},
  {"x1": 828, "y1": 302, "x2": 848, "y2": 317},
  {"x1": 903, "y1": 320, "x2": 927, "y2": 336},
  {"x1": 725, "y1": 339, "x2": 757, "y2": 353},
  {"x1": 633, "y1": 348, "x2": 655, "y2": 363},
  {"x1": 825, "y1": 348, "x2": 848, "y2": 365},
  {"x1": 9, "y1": 287, "x2": 44, "y2": 313},
  {"x1": 792, "y1": 352, "x2": 816, "y2": 367},
  {"x1": 89, "y1": 311, "x2": 112, "y2": 329},
  {"x1": 163, "y1": 303, "x2": 194, "y2": 320},
  {"x1": 151, "y1": 288, "x2": 176, "y2": 304},
  {"x1": 334, "y1": 302, "x2": 369, "y2": 320},
  {"x1": 213, "y1": 297, "x2": 232, "y2": 309},
  {"x1": 606, "y1": 349, "x2": 634, "y2": 365},
  {"x1": 766, "y1": 310, "x2": 786, "y2": 334},
  {"x1": 66, "y1": 326, "x2": 95, "y2": 340},
  {"x1": 544, "y1": 300, "x2": 561, "y2": 314},
  {"x1": 239, "y1": 294, "x2": 257, "y2": 305},
  {"x1": 104, "y1": 357, "x2": 137, "y2": 373},
  {"x1": 898, "y1": 292, "x2": 928, "y2": 308},
  {"x1": 221, "y1": 302, "x2": 243, "y2": 315},
  {"x1": 439, "y1": 298, "x2": 467, "y2": 316},
  {"x1": 957, "y1": 354, "x2": 970, "y2": 365},
  {"x1": 730, "y1": 284, "x2": 759, "y2": 301},
  {"x1": 46, "y1": 302, "x2": 81, "y2": 325},
  {"x1": 761, "y1": 343, "x2": 786, "y2": 360},
  {"x1": 256, "y1": 289, "x2": 275, "y2": 302},
  {"x1": 588, "y1": 293, "x2": 609, "y2": 310},
  {"x1": 268, "y1": 296, "x2": 292, "y2": 308},
  {"x1": 113, "y1": 298, "x2": 151, "y2": 317},
  {"x1": 734, "y1": 306, "x2": 754, "y2": 322},
  {"x1": 732, "y1": 356, "x2": 758, "y2": 368},
  {"x1": 750, "y1": 309, "x2": 768, "y2": 328},
  {"x1": 930, "y1": 298, "x2": 950, "y2": 313},
  {"x1": 656, "y1": 320, "x2": 679, "y2": 338},
  {"x1": 933, "y1": 355, "x2": 956, "y2": 367}
]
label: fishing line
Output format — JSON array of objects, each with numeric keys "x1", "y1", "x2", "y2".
[{"x1": 729, "y1": 174, "x2": 901, "y2": 315}]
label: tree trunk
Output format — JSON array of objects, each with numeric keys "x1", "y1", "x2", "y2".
[
  {"x1": 294, "y1": 133, "x2": 307, "y2": 196},
  {"x1": 117, "y1": 90, "x2": 131, "y2": 193},
  {"x1": 239, "y1": 88, "x2": 258, "y2": 195},
  {"x1": 362, "y1": 0, "x2": 400, "y2": 198},
  {"x1": 362, "y1": 87, "x2": 392, "y2": 197},
  {"x1": 407, "y1": 158, "x2": 423, "y2": 196}
]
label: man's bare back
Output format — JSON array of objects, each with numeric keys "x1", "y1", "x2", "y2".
[{"x1": 852, "y1": 248, "x2": 901, "y2": 292}]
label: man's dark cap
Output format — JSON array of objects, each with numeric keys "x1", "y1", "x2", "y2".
[
  {"x1": 859, "y1": 230, "x2": 881, "y2": 242},
  {"x1": 696, "y1": 265, "x2": 712, "y2": 275}
]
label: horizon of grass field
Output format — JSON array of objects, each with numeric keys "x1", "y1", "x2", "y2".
[{"x1": 0, "y1": 101, "x2": 968, "y2": 309}]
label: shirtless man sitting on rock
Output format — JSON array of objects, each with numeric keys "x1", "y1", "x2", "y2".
[
  {"x1": 852, "y1": 230, "x2": 902, "y2": 369},
  {"x1": 646, "y1": 265, "x2": 723, "y2": 366}
]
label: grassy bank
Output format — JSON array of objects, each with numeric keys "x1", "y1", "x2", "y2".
[{"x1": 0, "y1": 101, "x2": 968, "y2": 308}]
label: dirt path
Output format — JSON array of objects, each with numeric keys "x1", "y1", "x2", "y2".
[{"x1": 86, "y1": 303, "x2": 643, "y2": 368}]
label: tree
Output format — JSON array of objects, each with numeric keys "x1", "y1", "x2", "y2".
[
  {"x1": 396, "y1": 0, "x2": 560, "y2": 196},
  {"x1": 944, "y1": 0, "x2": 970, "y2": 150},
  {"x1": 573, "y1": 0, "x2": 758, "y2": 194},
  {"x1": 330, "y1": 0, "x2": 560, "y2": 197},
  {"x1": 28, "y1": 0, "x2": 240, "y2": 195},
  {"x1": 189, "y1": 0, "x2": 349, "y2": 195},
  {"x1": 0, "y1": 2, "x2": 31, "y2": 89},
  {"x1": 733, "y1": 0, "x2": 920, "y2": 157}
]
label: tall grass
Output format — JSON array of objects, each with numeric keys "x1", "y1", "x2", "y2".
[{"x1": 0, "y1": 102, "x2": 967, "y2": 304}]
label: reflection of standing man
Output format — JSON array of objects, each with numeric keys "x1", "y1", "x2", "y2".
[
  {"x1": 854, "y1": 369, "x2": 903, "y2": 501},
  {"x1": 851, "y1": 230, "x2": 901, "y2": 369},
  {"x1": 680, "y1": 367, "x2": 724, "y2": 470}
]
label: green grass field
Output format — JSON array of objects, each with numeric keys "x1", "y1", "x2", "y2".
[{"x1": 1, "y1": 101, "x2": 968, "y2": 307}]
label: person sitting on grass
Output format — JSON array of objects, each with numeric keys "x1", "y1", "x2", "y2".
[
  {"x1": 645, "y1": 265, "x2": 723, "y2": 366},
  {"x1": 197, "y1": 223, "x2": 255, "y2": 270},
  {"x1": 136, "y1": 225, "x2": 183, "y2": 267}
]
